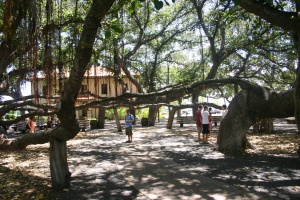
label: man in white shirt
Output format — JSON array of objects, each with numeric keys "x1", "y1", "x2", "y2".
[{"x1": 202, "y1": 105, "x2": 211, "y2": 144}]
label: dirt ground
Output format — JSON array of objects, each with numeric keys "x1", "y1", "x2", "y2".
[{"x1": 0, "y1": 118, "x2": 299, "y2": 200}]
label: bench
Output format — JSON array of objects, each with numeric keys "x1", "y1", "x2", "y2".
[
  {"x1": 211, "y1": 115, "x2": 223, "y2": 126},
  {"x1": 78, "y1": 119, "x2": 89, "y2": 132},
  {"x1": 285, "y1": 117, "x2": 296, "y2": 124},
  {"x1": 176, "y1": 116, "x2": 193, "y2": 127},
  {"x1": 10, "y1": 124, "x2": 18, "y2": 131},
  {"x1": 36, "y1": 119, "x2": 48, "y2": 130},
  {"x1": 17, "y1": 121, "x2": 28, "y2": 133}
]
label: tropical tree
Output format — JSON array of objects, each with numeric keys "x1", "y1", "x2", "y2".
[
  {"x1": 217, "y1": 0, "x2": 300, "y2": 153},
  {"x1": 0, "y1": 0, "x2": 299, "y2": 191},
  {"x1": 0, "y1": 0, "x2": 117, "y2": 189}
]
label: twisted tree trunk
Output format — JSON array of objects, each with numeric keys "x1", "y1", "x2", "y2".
[
  {"x1": 167, "y1": 107, "x2": 179, "y2": 129},
  {"x1": 218, "y1": 87, "x2": 294, "y2": 154}
]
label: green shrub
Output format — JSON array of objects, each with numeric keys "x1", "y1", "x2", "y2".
[
  {"x1": 118, "y1": 107, "x2": 127, "y2": 120},
  {"x1": 105, "y1": 109, "x2": 114, "y2": 120},
  {"x1": 105, "y1": 108, "x2": 127, "y2": 120},
  {"x1": 136, "y1": 108, "x2": 149, "y2": 119}
]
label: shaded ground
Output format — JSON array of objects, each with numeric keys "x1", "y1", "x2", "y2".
[{"x1": 0, "y1": 119, "x2": 299, "y2": 199}]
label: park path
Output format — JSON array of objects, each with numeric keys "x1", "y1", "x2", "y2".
[
  {"x1": 8, "y1": 118, "x2": 295, "y2": 200},
  {"x1": 114, "y1": 123, "x2": 279, "y2": 200}
]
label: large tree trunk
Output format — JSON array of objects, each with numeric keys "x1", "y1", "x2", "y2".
[
  {"x1": 114, "y1": 108, "x2": 122, "y2": 132},
  {"x1": 0, "y1": 0, "x2": 116, "y2": 189},
  {"x1": 218, "y1": 87, "x2": 294, "y2": 154},
  {"x1": 50, "y1": 138, "x2": 71, "y2": 190},
  {"x1": 52, "y1": 0, "x2": 116, "y2": 188},
  {"x1": 295, "y1": 31, "x2": 300, "y2": 133},
  {"x1": 97, "y1": 108, "x2": 105, "y2": 129},
  {"x1": 236, "y1": 0, "x2": 300, "y2": 135},
  {"x1": 167, "y1": 107, "x2": 179, "y2": 129},
  {"x1": 192, "y1": 93, "x2": 199, "y2": 121},
  {"x1": 148, "y1": 107, "x2": 158, "y2": 126}
]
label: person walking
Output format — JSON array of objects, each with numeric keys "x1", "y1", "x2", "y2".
[
  {"x1": 202, "y1": 106, "x2": 211, "y2": 144},
  {"x1": 125, "y1": 109, "x2": 134, "y2": 143},
  {"x1": 195, "y1": 105, "x2": 203, "y2": 142}
]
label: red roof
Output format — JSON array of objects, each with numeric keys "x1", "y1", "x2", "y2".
[
  {"x1": 85, "y1": 66, "x2": 139, "y2": 77},
  {"x1": 34, "y1": 66, "x2": 139, "y2": 79}
]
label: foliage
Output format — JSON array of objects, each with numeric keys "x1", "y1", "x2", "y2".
[
  {"x1": 136, "y1": 108, "x2": 149, "y2": 119},
  {"x1": 105, "y1": 108, "x2": 127, "y2": 120},
  {"x1": 1, "y1": 0, "x2": 296, "y2": 105},
  {"x1": 118, "y1": 107, "x2": 127, "y2": 120},
  {"x1": 105, "y1": 109, "x2": 115, "y2": 120},
  {"x1": 84, "y1": 117, "x2": 97, "y2": 121},
  {"x1": 153, "y1": 0, "x2": 176, "y2": 10}
]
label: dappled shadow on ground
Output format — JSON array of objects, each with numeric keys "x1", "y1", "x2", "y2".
[
  {"x1": 157, "y1": 132, "x2": 300, "y2": 200},
  {"x1": 45, "y1": 164, "x2": 145, "y2": 200},
  {"x1": 45, "y1": 132, "x2": 149, "y2": 200},
  {"x1": 0, "y1": 165, "x2": 52, "y2": 199},
  {"x1": 1, "y1": 119, "x2": 299, "y2": 199},
  {"x1": 116, "y1": 132, "x2": 273, "y2": 200}
]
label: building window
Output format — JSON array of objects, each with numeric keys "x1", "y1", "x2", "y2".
[
  {"x1": 101, "y1": 84, "x2": 107, "y2": 94},
  {"x1": 81, "y1": 84, "x2": 87, "y2": 92},
  {"x1": 82, "y1": 109, "x2": 87, "y2": 118},
  {"x1": 43, "y1": 86, "x2": 48, "y2": 95}
]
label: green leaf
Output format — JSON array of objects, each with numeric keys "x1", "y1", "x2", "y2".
[
  {"x1": 129, "y1": 0, "x2": 142, "y2": 16},
  {"x1": 105, "y1": 30, "x2": 111, "y2": 40},
  {"x1": 128, "y1": 9, "x2": 135, "y2": 16},
  {"x1": 131, "y1": 1, "x2": 137, "y2": 9},
  {"x1": 111, "y1": 24, "x2": 123, "y2": 34},
  {"x1": 130, "y1": 1, "x2": 142, "y2": 10},
  {"x1": 154, "y1": 0, "x2": 164, "y2": 10},
  {"x1": 111, "y1": 19, "x2": 119, "y2": 24}
]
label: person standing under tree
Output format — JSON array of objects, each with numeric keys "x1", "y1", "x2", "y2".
[
  {"x1": 221, "y1": 104, "x2": 227, "y2": 119},
  {"x1": 195, "y1": 105, "x2": 203, "y2": 142},
  {"x1": 202, "y1": 106, "x2": 211, "y2": 144},
  {"x1": 27, "y1": 117, "x2": 35, "y2": 134},
  {"x1": 125, "y1": 109, "x2": 134, "y2": 143}
]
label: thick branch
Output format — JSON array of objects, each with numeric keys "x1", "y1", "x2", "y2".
[{"x1": 236, "y1": 0, "x2": 300, "y2": 32}]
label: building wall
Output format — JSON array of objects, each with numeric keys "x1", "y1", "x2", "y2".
[
  {"x1": 31, "y1": 75, "x2": 140, "y2": 119},
  {"x1": 81, "y1": 76, "x2": 139, "y2": 97}
]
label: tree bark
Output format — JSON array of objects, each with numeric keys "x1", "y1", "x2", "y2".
[
  {"x1": 114, "y1": 108, "x2": 122, "y2": 132},
  {"x1": 50, "y1": 138, "x2": 71, "y2": 190},
  {"x1": 236, "y1": 0, "x2": 300, "y2": 135},
  {"x1": 218, "y1": 88, "x2": 294, "y2": 154},
  {"x1": 148, "y1": 106, "x2": 158, "y2": 126},
  {"x1": 295, "y1": 36, "x2": 300, "y2": 133},
  {"x1": 97, "y1": 108, "x2": 105, "y2": 129},
  {"x1": 167, "y1": 107, "x2": 179, "y2": 129},
  {"x1": 191, "y1": 93, "x2": 199, "y2": 121}
]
